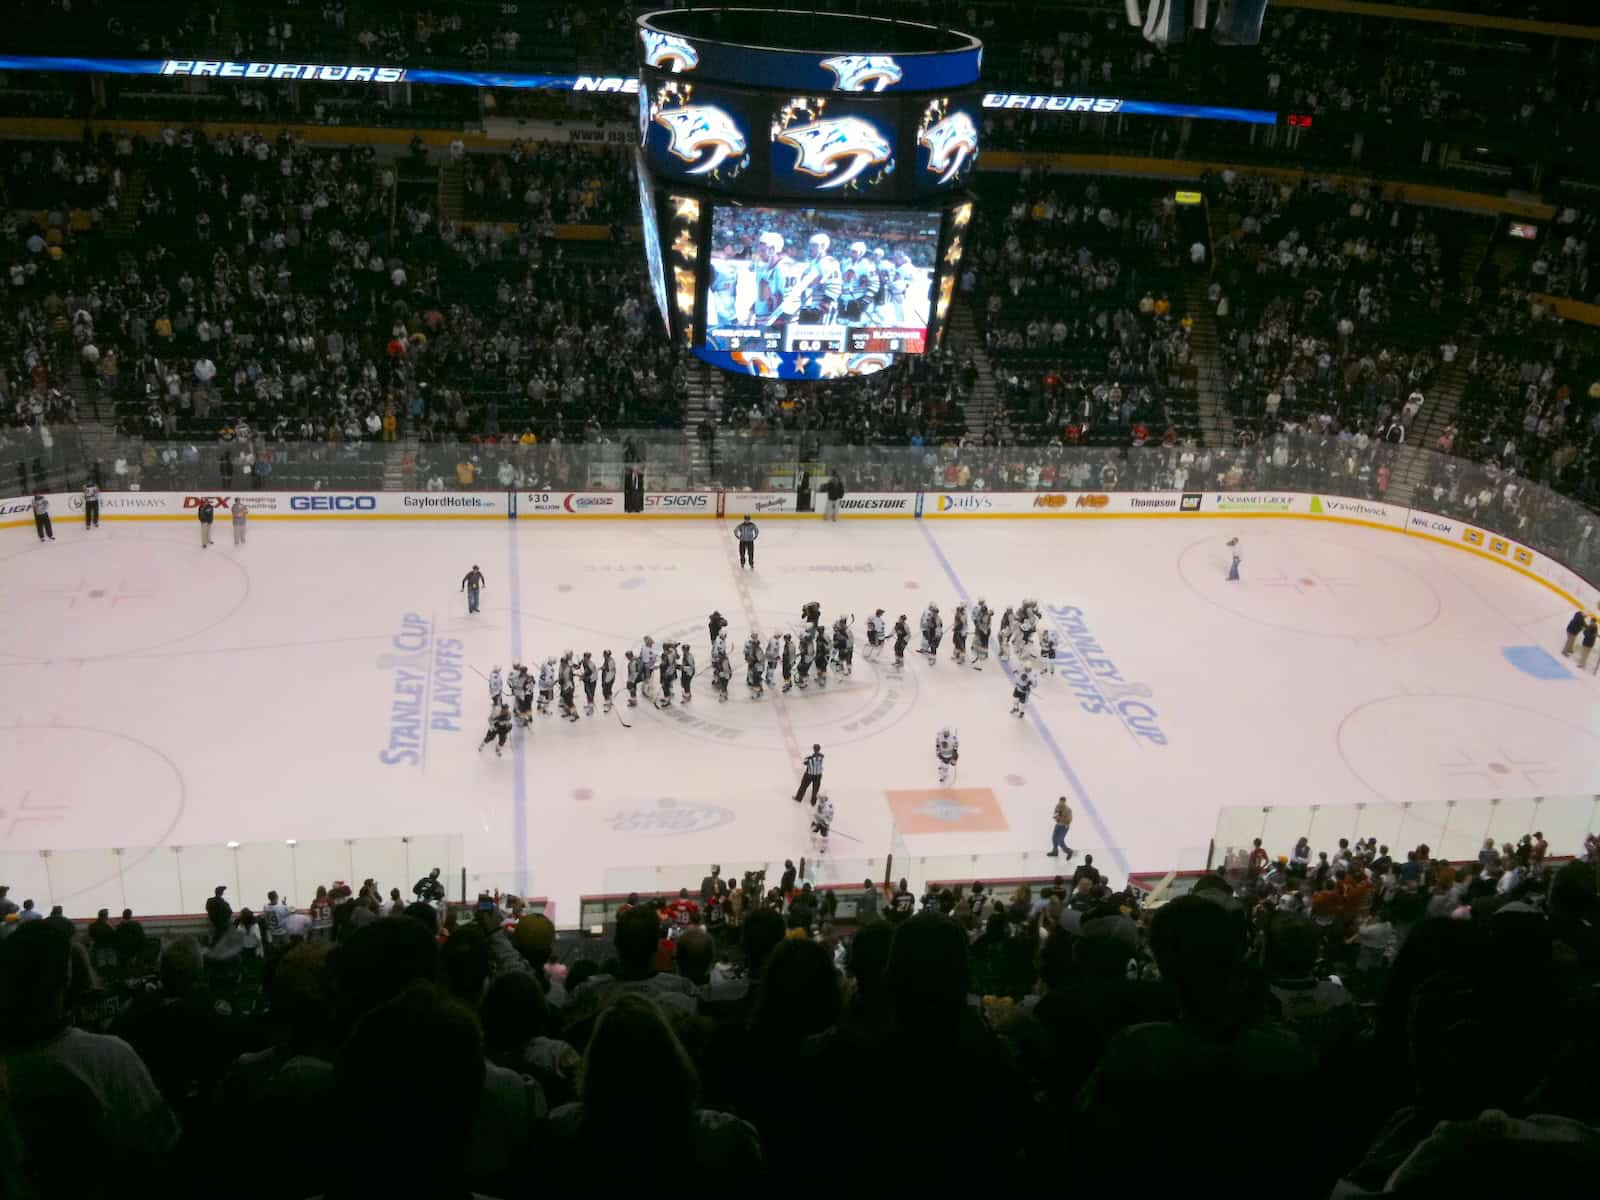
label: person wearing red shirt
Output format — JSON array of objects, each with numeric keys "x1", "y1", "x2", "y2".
[{"x1": 1247, "y1": 838, "x2": 1269, "y2": 881}]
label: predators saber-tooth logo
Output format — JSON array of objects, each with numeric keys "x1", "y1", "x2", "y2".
[
  {"x1": 919, "y1": 111, "x2": 978, "y2": 184},
  {"x1": 641, "y1": 30, "x2": 699, "y2": 72},
  {"x1": 778, "y1": 117, "x2": 892, "y2": 189},
  {"x1": 821, "y1": 54, "x2": 903, "y2": 92},
  {"x1": 655, "y1": 105, "x2": 748, "y2": 175}
]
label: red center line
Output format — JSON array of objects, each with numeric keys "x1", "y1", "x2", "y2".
[{"x1": 720, "y1": 533, "x2": 804, "y2": 769}]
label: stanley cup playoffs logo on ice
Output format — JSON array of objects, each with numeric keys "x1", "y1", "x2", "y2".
[
  {"x1": 378, "y1": 614, "x2": 467, "y2": 767},
  {"x1": 1044, "y1": 604, "x2": 1168, "y2": 747}
]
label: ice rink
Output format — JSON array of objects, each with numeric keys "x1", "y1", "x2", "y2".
[{"x1": 4, "y1": 509, "x2": 1599, "y2": 921}]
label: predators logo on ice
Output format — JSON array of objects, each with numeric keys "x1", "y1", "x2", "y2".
[
  {"x1": 777, "y1": 116, "x2": 893, "y2": 190},
  {"x1": 820, "y1": 54, "x2": 903, "y2": 92},
  {"x1": 654, "y1": 97, "x2": 748, "y2": 177},
  {"x1": 640, "y1": 29, "x2": 700, "y2": 72},
  {"x1": 918, "y1": 108, "x2": 979, "y2": 185}
]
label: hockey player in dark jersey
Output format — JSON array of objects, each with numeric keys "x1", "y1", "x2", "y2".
[
  {"x1": 478, "y1": 702, "x2": 514, "y2": 756},
  {"x1": 624, "y1": 650, "x2": 641, "y2": 707},
  {"x1": 679, "y1": 644, "x2": 696, "y2": 702},
  {"x1": 812, "y1": 627, "x2": 830, "y2": 687},
  {"x1": 510, "y1": 662, "x2": 534, "y2": 726},
  {"x1": 997, "y1": 606, "x2": 1014, "y2": 661},
  {"x1": 951, "y1": 603, "x2": 969, "y2": 664},
  {"x1": 558, "y1": 653, "x2": 579, "y2": 722},
  {"x1": 744, "y1": 634, "x2": 765, "y2": 698},
  {"x1": 832, "y1": 618, "x2": 853, "y2": 677},
  {"x1": 972, "y1": 599, "x2": 992, "y2": 665},
  {"x1": 708, "y1": 610, "x2": 727, "y2": 654},
  {"x1": 781, "y1": 633, "x2": 796, "y2": 692},
  {"x1": 801, "y1": 601, "x2": 822, "y2": 632},
  {"x1": 601, "y1": 650, "x2": 617, "y2": 713},
  {"x1": 920, "y1": 603, "x2": 943, "y2": 661},
  {"x1": 657, "y1": 643, "x2": 677, "y2": 708},
  {"x1": 795, "y1": 628, "x2": 812, "y2": 689},
  {"x1": 893, "y1": 614, "x2": 910, "y2": 668},
  {"x1": 580, "y1": 652, "x2": 598, "y2": 716}
]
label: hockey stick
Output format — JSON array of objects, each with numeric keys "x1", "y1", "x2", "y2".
[
  {"x1": 614, "y1": 703, "x2": 632, "y2": 728},
  {"x1": 469, "y1": 665, "x2": 490, "y2": 681}
]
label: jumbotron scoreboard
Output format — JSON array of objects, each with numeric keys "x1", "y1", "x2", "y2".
[{"x1": 632, "y1": 8, "x2": 981, "y2": 380}]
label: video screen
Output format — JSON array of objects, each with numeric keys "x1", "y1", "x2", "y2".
[
  {"x1": 634, "y1": 164, "x2": 672, "y2": 338},
  {"x1": 704, "y1": 205, "x2": 939, "y2": 354}
]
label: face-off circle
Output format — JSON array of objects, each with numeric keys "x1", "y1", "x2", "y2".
[
  {"x1": 637, "y1": 610, "x2": 920, "y2": 749},
  {"x1": 1177, "y1": 532, "x2": 1441, "y2": 640},
  {"x1": 0, "y1": 537, "x2": 250, "y2": 660},
  {"x1": 1336, "y1": 694, "x2": 1600, "y2": 803},
  {"x1": 0, "y1": 725, "x2": 187, "y2": 904}
]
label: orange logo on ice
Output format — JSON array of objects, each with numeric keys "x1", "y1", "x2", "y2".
[{"x1": 887, "y1": 788, "x2": 1009, "y2": 835}]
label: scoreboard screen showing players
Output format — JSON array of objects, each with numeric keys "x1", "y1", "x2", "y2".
[{"x1": 703, "y1": 204, "x2": 939, "y2": 354}]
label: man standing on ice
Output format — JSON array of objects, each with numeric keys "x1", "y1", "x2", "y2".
[
  {"x1": 461, "y1": 564, "x2": 486, "y2": 613},
  {"x1": 1226, "y1": 538, "x2": 1241, "y2": 582},
  {"x1": 734, "y1": 513, "x2": 759, "y2": 569}
]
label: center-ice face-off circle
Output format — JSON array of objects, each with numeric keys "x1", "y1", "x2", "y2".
[{"x1": 637, "y1": 610, "x2": 921, "y2": 750}]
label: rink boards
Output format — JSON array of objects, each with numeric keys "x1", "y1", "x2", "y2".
[{"x1": 4, "y1": 488, "x2": 1594, "y2": 613}]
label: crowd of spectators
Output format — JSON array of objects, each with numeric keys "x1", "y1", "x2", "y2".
[
  {"x1": 968, "y1": 171, "x2": 1203, "y2": 446},
  {"x1": 1208, "y1": 171, "x2": 1457, "y2": 441},
  {"x1": 0, "y1": 130, "x2": 680, "y2": 495},
  {"x1": 5, "y1": 830, "x2": 1597, "y2": 1195}
]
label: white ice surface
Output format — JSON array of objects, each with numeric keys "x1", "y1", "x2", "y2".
[{"x1": 3, "y1": 513, "x2": 1598, "y2": 920}]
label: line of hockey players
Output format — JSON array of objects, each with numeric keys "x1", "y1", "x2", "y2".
[
  {"x1": 901, "y1": 597, "x2": 1055, "y2": 717},
  {"x1": 478, "y1": 596, "x2": 1060, "y2": 754}
]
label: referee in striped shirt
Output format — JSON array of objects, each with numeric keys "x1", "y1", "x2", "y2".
[{"x1": 794, "y1": 743, "x2": 824, "y2": 805}]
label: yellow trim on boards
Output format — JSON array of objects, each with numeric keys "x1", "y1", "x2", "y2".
[{"x1": 4, "y1": 509, "x2": 1591, "y2": 613}]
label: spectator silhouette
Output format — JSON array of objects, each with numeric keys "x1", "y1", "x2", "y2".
[{"x1": 545, "y1": 992, "x2": 763, "y2": 1188}]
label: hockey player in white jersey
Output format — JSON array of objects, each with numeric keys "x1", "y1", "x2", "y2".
[
  {"x1": 1015, "y1": 600, "x2": 1039, "y2": 658},
  {"x1": 936, "y1": 726, "x2": 959, "y2": 784},
  {"x1": 1038, "y1": 628, "x2": 1058, "y2": 675},
  {"x1": 679, "y1": 644, "x2": 696, "y2": 703},
  {"x1": 972, "y1": 599, "x2": 992, "y2": 665},
  {"x1": 537, "y1": 658, "x2": 556, "y2": 716},
  {"x1": 765, "y1": 634, "x2": 782, "y2": 687},
  {"x1": 865, "y1": 609, "x2": 887, "y2": 660},
  {"x1": 637, "y1": 637, "x2": 658, "y2": 702},
  {"x1": 810, "y1": 792, "x2": 835, "y2": 856},
  {"x1": 1010, "y1": 667, "x2": 1038, "y2": 718},
  {"x1": 712, "y1": 647, "x2": 732, "y2": 701},
  {"x1": 487, "y1": 666, "x2": 504, "y2": 706},
  {"x1": 1226, "y1": 537, "x2": 1242, "y2": 582}
]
